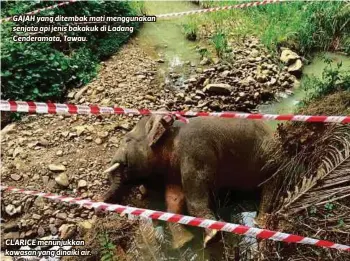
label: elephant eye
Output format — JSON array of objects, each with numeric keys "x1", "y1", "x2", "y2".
[{"x1": 125, "y1": 137, "x2": 131, "y2": 142}]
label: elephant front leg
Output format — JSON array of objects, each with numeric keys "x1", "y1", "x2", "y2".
[
  {"x1": 181, "y1": 163, "x2": 221, "y2": 248},
  {"x1": 165, "y1": 184, "x2": 194, "y2": 249}
]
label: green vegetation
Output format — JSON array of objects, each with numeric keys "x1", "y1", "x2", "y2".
[
  {"x1": 186, "y1": 1, "x2": 349, "y2": 55},
  {"x1": 1, "y1": 0, "x2": 144, "y2": 102},
  {"x1": 301, "y1": 59, "x2": 350, "y2": 104},
  {"x1": 211, "y1": 29, "x2": 228, "y2": 57},
  {"x1": 99, "y1": 232, "x2": 117, "y2": 261},
  {"x1": 182, "y1": 18, "x2": 198, "y2": 41}
]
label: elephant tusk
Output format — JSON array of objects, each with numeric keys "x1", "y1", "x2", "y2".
[{"x1": 103, "y1": 162, "x2": 120, "y2": 173}]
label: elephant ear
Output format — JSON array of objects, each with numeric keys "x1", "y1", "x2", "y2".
[{"x1": 146, "y1": 112, "x2": 175, "y2": 147}]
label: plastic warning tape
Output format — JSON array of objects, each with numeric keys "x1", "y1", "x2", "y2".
[
  {"x1": 156, "y1": 0, "x2": 282, "y2": 18},
  {"x1": 1, "y1": 100, "x2": 350, "y2": 124},
  {"x1": 0, "y1": 0, "x2": 78, "y2": 23},
  {"x1": 1, "y1": 185, "x2": 349, "y2": 251}
]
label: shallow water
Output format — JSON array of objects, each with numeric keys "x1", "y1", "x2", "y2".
[
  {"x1": 137, "y1": 1, "x2": 201, "y2": 82},
  {"x1": 258, "y1": 52, "x2": 350, "y2": 129}
]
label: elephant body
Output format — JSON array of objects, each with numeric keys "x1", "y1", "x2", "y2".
[{"x1": 103, "y1": 114, "x2": 273, "y2": 247}]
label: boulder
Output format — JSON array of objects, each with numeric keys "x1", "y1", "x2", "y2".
[
  {"x1": 280, "y1": 49, "x2": 300, "y2": 65},
  {"x1": 288, "y1": 59, "x2": 303, "y2": 73},
  {"x1": 203, "y1": 83, "x2": 233, "y2": 95}
]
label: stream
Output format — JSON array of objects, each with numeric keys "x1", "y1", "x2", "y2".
[{"x1": 134, "y1": 1, "x2": 350, "y2": 260}]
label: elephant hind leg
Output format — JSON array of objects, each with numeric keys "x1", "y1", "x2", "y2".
[
  {"x1": 181, "y1": 161, "x2": 221, "y2": 248},
  {"x1": 165, "y1": 184, "x2": 194, "y2": 249}
]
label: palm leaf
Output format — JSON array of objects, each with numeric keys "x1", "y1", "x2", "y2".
[{"x1": 277, "y1": 125, "x2": 350, "y2": 215}]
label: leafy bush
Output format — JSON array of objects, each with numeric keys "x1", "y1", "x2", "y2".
[{"x1": 0, "y1": 0, "x2": 142, "y2": 101}]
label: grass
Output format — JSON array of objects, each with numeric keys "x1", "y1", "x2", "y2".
[
  {"x1": 186, "y1": 1, "x2": 350, "y2": 55},
  {"x1": 211, "y1": 29, "x2": 229, "y2": 57},
  {"x1": 182, "y1": 18, "x2": 199, "y2": 41}
]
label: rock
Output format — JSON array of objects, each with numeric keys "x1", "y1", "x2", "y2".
[
  {"x1": 250, "y1": 49, "x2": 259, "y2": 58},
  {"x1": 32, "y1": 214, "x2": 42, "y2": 220},
  {"x1": 25, "y1": 230, "x2": 37, "y2": 238},
  {"x1": 145, "y1": 95, "x2": 156, "y2": 102},
  {"x1": 75, "y1": 126, "x2": 86, "y2": 136},
  {"x1": 184, "y1": 97, "x2": 193, "y2": 104},
  {"x1": 37, "y1": 226, "x2": 45, "y2": 237},
  {"x1": 67, "y1": 91, "x2": 76, "y2": 99},
  {"x1": 5, "y1": 205, "x2": 16, "y2": 216},
  {"x1": 78, "y1": 180, "x2": 87, "y2": 188},
  {"x1": 288, "y1": 59, "x2": 303, "y2": 73},
  {"x1": 195, "y1": 90, "x2": 206, "y2": 98},
  {"x1": 13, "y1": 147, "x2": 23, "y2": 157},
  {"x1": 78, "y1": 220, "x2": 94, "y2": 235},
  {"x1": 74, "y1": 86, "x2": 89, "y2": 100},
  {"x1": 220, "y1": 70, "x2": 230, "y2": 78},
  {"x1": 38, "y1": 138, "x2": 49, "y2": 146},
  {"x1": 137, "y1": 75, "x2": 146, "y2": 80},
  {"x1": 203, "y1": 84, "x2": 233, "y2": 95},
  {"x1": 109, "y1": 137, "x2": 119, "y2": 144},
  {"x1": 200, "y1": 57, "x2": 210, "y2": 65},
  {"x1": 42, "y1": 176, "x2": 49, "y2": 184},
  {"x1": 48, "y1": 164, "x2": 66, "y2": 172},
  {"x1": 197, "y1": 101, "x2": 210, "y2": 108},
  {"x1": 280, "y1": 49, "x2": 300, "y2": 64},
  {"x1": 139, "y1": 185, "x2": 147, "y2": 195},
  {"x1": 95, "y1": 138, "x2": 103, "y2": 145},
  {"x1": 97, "y1": 131, "x2": 109, "y2": 138},
  {"x1": 34, "y1": 197, "x2": 45, "y2": 208},
  {"x1": 55, "y1": 173, "x2": 69, "y2": 187},
  {"x1": 212, "y1": 57, "x2": 220, "y2": 64},
  {"x1": 56, "y1": 212, "x2": 68, "y2": 220},
  {"x1": 239, "y1": 76, "x2": 256, "y2": 86},
  {"x1": 239, "y1": 92, "x2": 246, "y2": 97},
  {"x1": 10, "y1": 174, "x2": 21, "y2": 181},
  {"x1": 56, "y1": 150, "x2": 63, "y2": 156},
  {"x1": 49, "y1": 224, "x2": 58, "y2": 235},
  {"x1": 269, "y1": 77, "x2": 277, "y2": 85},
  {"x1": 85, "y1": 136, "x2": 93, "y2": 141},
  {"x1": 59, "y1": 224, "x2": 76, "y2": 240}
]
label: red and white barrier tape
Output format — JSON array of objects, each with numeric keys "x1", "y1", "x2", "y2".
[
  {"x1": 156, "y1": 0, "x2": 282, "y2": 18},
  {"x1": 1, "y1": 185, "x2": 349, "y2": 251},
  {"x1": 0, "y1": 0, "x2": 78, "y2": 23},
  {"x1": 1, "y1": 100, "x2": 349, "y2": 124}
]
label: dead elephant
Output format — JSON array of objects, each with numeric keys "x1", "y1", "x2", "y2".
[{"x1": 103, "y1": 113, "x2": 273, "y2": 248}]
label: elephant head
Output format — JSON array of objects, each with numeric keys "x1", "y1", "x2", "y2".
[{"x1": 103, "y1": 112, "x2": 175, "y2": 203}]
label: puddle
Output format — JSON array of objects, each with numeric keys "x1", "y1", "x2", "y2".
[{"x1": 136, "y1": 1, "x2": 201, "y2": 86}]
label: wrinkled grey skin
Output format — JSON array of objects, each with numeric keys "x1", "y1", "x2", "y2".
[{"x1": 104, "y1": 114, "x2": 273, "y2": 242}]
